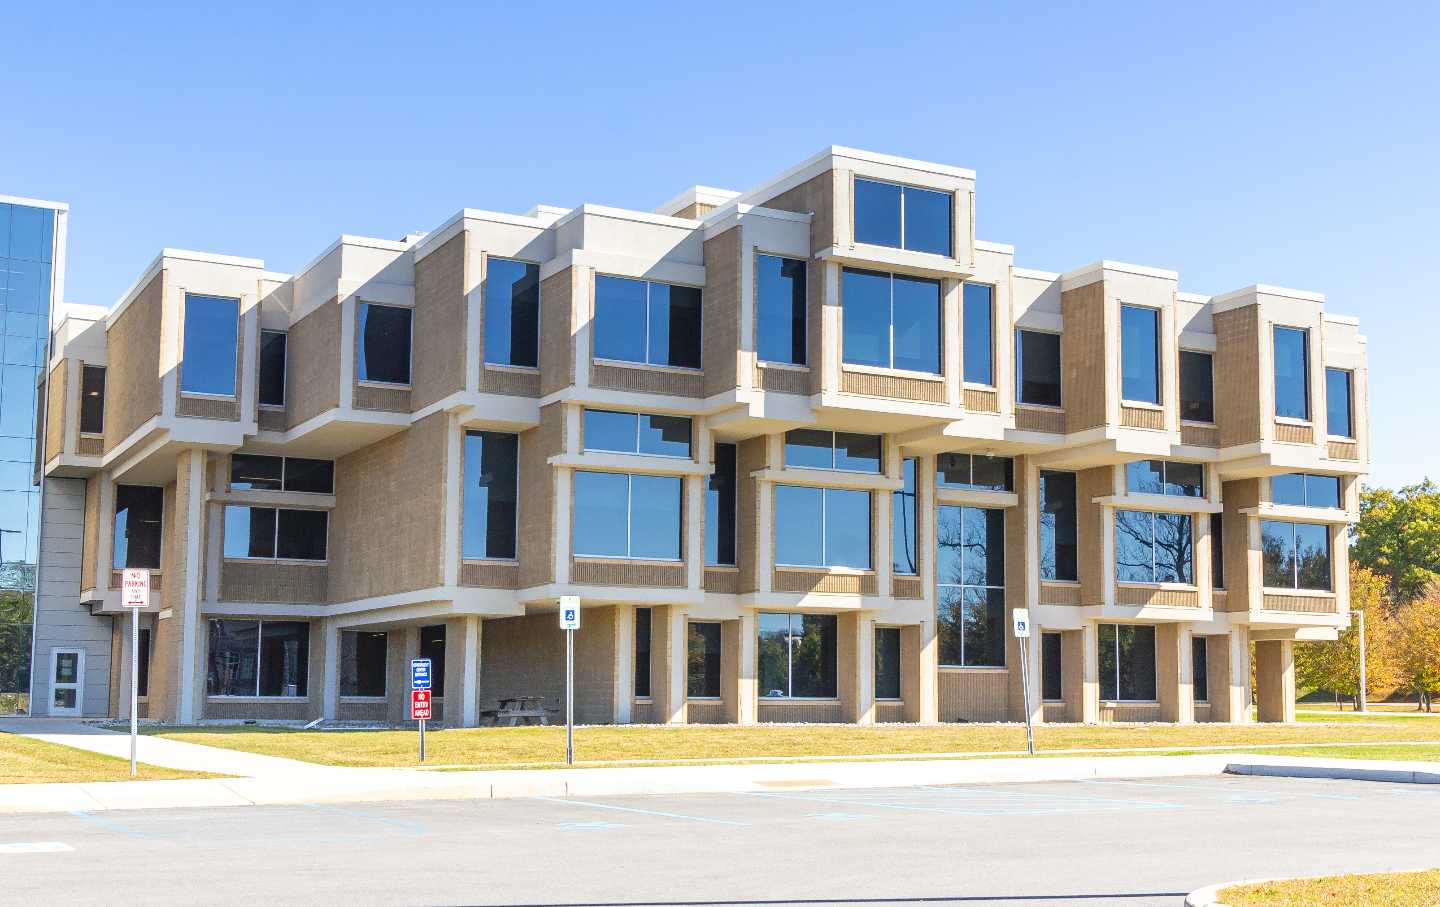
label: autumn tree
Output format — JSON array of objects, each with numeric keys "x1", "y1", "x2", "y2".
[
  {"x1": 1390, "y1": 592, "x2": 1440, "y2": 711},
  {"x1": 1295, "y1": 566, "x2": 1397, "y2": 708},
  {"x1": 1353, "y1": 481, "x2": 1440, "y2": 605}
]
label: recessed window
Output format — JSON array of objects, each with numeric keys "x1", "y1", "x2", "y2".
[
  {"x1": 573, "y1": 471, "x2": 682, "y2": 561},
  {"x1": 593, "y1": 275, "x2": 701, "y2": 369},
  {"x1": 1273, "y1": 326, "x2": 1310, "y2": 420},
  {"x1": 1016, "y1": 330, "x2": 1061, "y2": 407},
  {"x1": 705, "y1": 442, "x2": 736, "y2": 566},
  {"x1": 484, "y1": 258, "x2": 540, "y2": 368},
  {"x1": 783, "y1": 429, "x2": 881, "y2": 473},
  {"x1": 420, "y1": 625, "x2": 446, "y2": 697},
  {"x1": 583, "y1": 410, "x2": 692, "y2": 458},
  {"x1": 1120, "y1": 305, "x2": 1160, "y2": 405},
  {"x1": 774, "y1": 486, "x2": 871, "y2": 570},
  {"x1": 841, "y1": 268, "x2": 941, "y2": 374},
  {"x1": 181, "y1": 294, "x2": 240, "y2": 396},
  {"x1": 756, "y1": 254, "x2": 807, "y2": 366},
  {"x1": 1125, "y1": 460, "x2": 1204, "y2": 497},
  {"x1": 1270, "y1": 473, "x2": 1342, "y2": 509},
  {"x1": 687, "y1": 622, "x2": 721, "y2": 698},
  {"x1": 113, "y1": 485, "x2": 163, "y2": 570},
  {"x1": 79, "y1": 364, "x2": 106, "y2": 434},
  {"x1": 258, "y1": 330, "x2": 287, "y2": 408},
  {"x1": 462, "y1": 431, "x2": 519, "y2": 560},
  {"x1": 1211, "y1": 514, "x2": 1225, "y2": 590},
  {"x1": 936, "y1": 505, "x2": 1005, "y2": 668},
  {"x1": 1115, "y1": 511, "x2": 1193, "y2": 584},
  {"x1": 223, "y1": 506, "x2": 329, "y2": 561},
  {"x1": 892, "y1": 458, "x2": 918, "y2": 576},
  {"x1": 137, "y1": 628, "x2": 151, "y2": 698},
  {"x1": 936, "y1": 453, "x2": 1013, "y2": 492},
  {"x1": 1179, "y1": 351, "x2": 1214, "y2": 423},
  {"x1": 1262, "y1": 520, "x2": 1332, "y2": 591},
  {"x1": 357, "y1": 303, "x2": 412, "y2": 385},
  {"x1": 634, "y1": 607, "x2": 652, "y2": 698},
  {"x1": 1192, "y1": 636, "x2": 1209, "y2": 703},
  {"x1": 207, "y1": 619, "x2": 309, "y2": 698},
  {"x1": 963, "y1": 284, "x2": 994, "y2": 385},
  {"x1": 1039, "y1": 470, "x2": 1078, "y2": 582},
  {"x1": 852, "y1": 177, "x2": 952, "y2": 256},
  {"x1": 1099, "y1": 623, "x2": 1155, "y2": 701},
  {"x1": 340, "y1": 631, "x2": 387, "y2": 697},
  {"x1": 1041, "y1": 632, "x2": 1062, "y2": 702},
  {"x1": 1326, "y1": 368, "x2": 1354, "y2": 438},
  {"x1": 759, "y1": 613, "x2": 838, "y2": 698},
  {"x1": 875, "y1": 626, "x2": 901, "y2": 700},
  {"x1": 229, "y1": 454, "x2": 334, "y2": 494}
]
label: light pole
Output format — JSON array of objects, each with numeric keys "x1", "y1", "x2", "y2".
[{"x1": 1355, "y1": 609, "x2": 1368, "y2": 714}]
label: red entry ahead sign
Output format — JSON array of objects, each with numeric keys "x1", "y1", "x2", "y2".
[{"x1": 411, "y1": 689, "x2": 432, "y2": 721}]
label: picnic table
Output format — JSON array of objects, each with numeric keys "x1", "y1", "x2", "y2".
[{"x1": 483, "y1": 695, "x2": 556, "y2": 727}]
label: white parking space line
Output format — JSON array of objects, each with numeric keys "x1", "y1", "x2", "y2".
[
  {"x1": 532, "y1": 796, "x2": 750, "y2": 827},
  {"x1": 0, "y1": 842, "x2": 74, "y2": 854}
]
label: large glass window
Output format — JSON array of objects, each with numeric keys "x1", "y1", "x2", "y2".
[
  {"x1": 892, "y1": 458, "x2": 918, "y2": 575},
  {"x1": 1261, "y1": 520, "x2": 1332, "y2": 591},
  {"x1": 1211, "y1": 514, "x2": 1225, "y2": 590},
  {"x1": 852, "y1": 178, "x2": 952, "y2": 256},
  {"x1": 687, "y1": 622, "x2": 721, "y2": 698},
  {"x1": 1125, "y1": 460, "x2": 1204, "y2": 497},
  {"x1": 1326, "y1": 368, "x2": 1353, "y2": 438},
  {"x1": 1120, "y1": 305, "x2": 1160, "y2": 405},
  {"x1": 1192, "y1": 635, "x2": 1209, "y2": 703},
  {"x1": 1039, "y1": 470, "x2": 1078, "y2": 582},
  {"x1": 1099, "y1": 624, "x2": 1156, "y2": 701},
  {"x1": 340, "y1": 631, "x2": 387, "y2": 697},
  {"x1": 936, "y1": 506, "x2": 1005, "y2": 667},
  {"x1": 875, "y1": 626, "x2": 901, "y2": 700},
  {"x1": 783, "y1": 428, "x2": 881, "y2": 473},
  {"x1": 79, "y1": 365, "x2": 106, "y2": 434},
  {"x1": 573, "y1": 471, "x2": 682, "y2": 560},
  {"x1": 705, "y1": 443, "x2": 736, "y2": 566},
  {"x1": 1016, "y1": 330, "x2": 1061, "y2": 407},
  {"x1": 634, "y1": 607, "x2": 652, "y2": 698},
  {"x1": 223, "y1": 506, "x2": 328, "y2": 561},
  {"x1": 357, "y1": 303, "x2": 412, "y2": 385},
  {"x1": 1270, "y1": 473, "x2": 1343, "y2": 509},
  {"x1": 484, "y1": 258, "x2": 540, "y2": 368},
  {"x1": 593, "y1": 275, "x2": 701, "y2": 369},
  {"x1": 1179, "y1": 351, "x2": 1214, "y2": 423},
  {"x1": 774, "y1": 486, "x2": 871, "y2": 569},
  {"x1": 1041, "y1": 632, "x2": 1063, "y2": 702},
  {"x1": 258, "y1": 331, "x2": 287, "y2": 408},
  {"x1": 1273, "y1": 326, "x2": 1310, "y2": 420},
  {"x1": 113, "y1": 485, "x2": 163, "y2": 569},
  {"x1": 963, "y1": 284, "x2": 994, "y2": 385},
  {"x1": 936, "y1": 453, "x2": 1013, "y2": 492},
  {"x1": 229, "y1": 454, "x2": 334, "y2": 494},
  {"x1": 583, "y1": 409, "x2": 692, "y2": 458},
  {"x1": 756, "y1": 254, "x2": 807, "y2": 365},
  {"x1": 1115, "y1": 511, "x2": 1194, "y2": 584},
  {"x1": 759, "y1": 613, "x2": 838, "y2": 699},
  {"x1": 462, "y1": 431, "x2": 519, "y2": 560},
  {"x1": 207, "y1": 619, "x2": 309, "y2": 697},
  {"x1": 841, "y1": 269, "x2": 941, "y2": 373},
  {"x1": 180, "y1": 294, "x2": 240, "y2": 396}
]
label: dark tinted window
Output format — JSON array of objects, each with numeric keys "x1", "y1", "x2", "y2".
[
  {"x1": 257, "y1": 621, "x2": 309, "y2": 697},
  {"x1": 594, "y1": 276, "x2": 700, "y2": 369},
  {"x1": 420, "y1": 625, "x2": 446, "y2": 698},
  {"x1": 181, "y1": 294, "x2": 239, "y2": 395},
  {"x1": 277, "y1": 509, "x2": 327, "y2": 561},
  {"x1": 340, "y1": 631, "x2": 387, "y2": 697},
  {"x1": 1017, "y1": 330, "x2": 1061, "y2": 406},
  {"x1": 284, "y1": 458, "x2": 334, "y2": 494},
  {"x1": 1273, "y1": 326, "x2": 1310, "y2": 420},
  {"x1": 648, "y1": 283, "x2": 702, "y2": 369},
  {"x1": 893, "y1": 458, "x2": 918, "y2": 575},
  {"x1": 80, "y1": 365, "x2": 105, "y2": 434},
  {"x1": 1164, "y1": 462, "x2": 1205, "y2": 498},
  {"x1": 705, "y1": 443, "x2": 736, "y2": 566},
  {"x1": 1120, "y1": 305, "x2": 1159, "y2": 404},
  {"x1": 1192, "y1": 635, "x2": 1209, "y2": 703},
  {"x1": 1180, "y1": 351, "x2": 1214, "y2": 422},
  {"x1": 207, "y1": 619, "x2": 309, "y2": 697},
  {"x1": 875, "y1": 626, "x2": 901, "y2": 700},
  {"x1": 583, "y1": 410, "x2": 691, "y2": 458},
  {"x1": 841, "y1": 269, "x2": 940, "y2": 374},
  {"x1": 687, "y1": 622, "x2": 721, "y2": 698},
  {"x1": 1039, "y1": 470, "x2": 1077, "y2": 581},
  {"x1": 137, "y1": 628, "x2": 151, "y2": 698},
  {"x1": 1270, "y1": 473, "x2": 1306, "y2": 506},
  {"x1": 936, "y1": 506, "x2": 1005, "y2": 667},
  {"x1": 936, "y1": 453, "x2": 1014, "y2": 491},
  {"x1": 462, "y1": 431, "x2": 519, "y2": 560},
  {"x1": 1126, "y1": 460, "x2": 1203, "y2": 497},
  {"x1": 634, "y1": 608, "x2": 652, "y2": 698},
  {"x1": 1305, "y1": 475, "x2": 1342, "y2": 509},
  {"x1": 783, "y1": 428, "x2": 835, "y2": 469},
  {"x1": 1100, "y1": 623, "x2": 1156, "y2": 701},
  {"x1": 1041, "y1": 632, "x2": 1063, "y2": 701},
  {"x1": 963, "y1": 284, "x2": 994, "y2": 385},
  {"x1": 484, "y1": 258, "x2": 540, "y2": 368},
  {"x1": 258, "y1": 331, "x2": 287, "y2": 407},
  {"x1": 759, "y1": 612, "x2": 838, "y2": 698},
  {"x1": 756, "y1": 254, "x2": 806, "y2": 365},
  {"x1": 230, "y1": 454, "x2": 284, "y2": 490},
  {"x1": 834, "y1": 432, "x2": 881, "y2": 472},
  {"x1": 892, "y1": 275, "x2": 942, "y2": 373},
  {"x1": 357, "y1": 303, "x2": 412, "y2": 384},
  {"x1": 223, "y1": 505, "x2": 276, "y2": 558},
  {"x1": 1211, "y1": 514, "x2": 1225, "y2": 589},
  {"x1": 1326, "y1": 368, "x2": 1353, "y2": 438},
  {"x1": 583, "y1": 410, "x2": 637, "y2": 453},
  {"x1": 113, "y1": 485, "x2": 163, "y2": 569},
  {"x1": 638, "y1": 415, "x2": 692, "y2": 458}
]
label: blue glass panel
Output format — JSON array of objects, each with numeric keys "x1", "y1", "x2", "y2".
[
  {"x1": 1125, "y1": 460, "x2": 1165, "y2": 495},
  {"x1": 783, "y1": 429, "x2": 833, "y2": 469},
  {"x1": 593, "y1": 275, "x2": 647, "y2": 363},
  {"x1": 833, "y1": 432, "x2": 881, "y2": 473},
  {"x1": 3, "y1": 260, "x2": 49, "y2": 315},
  {"x1": 962, "y1": 283, "x2": 994, "y2": 384},
  {"x1": 6, "y1": 205, "x2": 52, "y2": 262},
  {"x1": 0, "y1": 204, "x2": 9, "y2": 260},
  {"x1": 1164, "y1": 462, "x2": 1204, "y2": 497},
  {"x1": 630, "y1": 475, "x2": 681, "y2": 560},
  {"x1": 841, "y1": 269, "x2": 889, "y2": 368},
  {"x1": 483, "y1": 258, "x2": 539, "y2": 367},
  {"x1": 1273, "y1": 326, "x2": 1310, "y2": 420},
  {"x1": 774, "y1": 485, "x2": 823, "y2": 566},
  {"x1": 892, "y1": 275, "x2": 941, "y2": 373},
  {"x1": 648, "y1": 283, "x2": 701, "y2": 368},
  {"x1": 461, "y1": 431, "x2": 518, "y2": 560},
  {"x1": 637, "y1": 414, "x2": 691, "y2": 458},
  {"x1": 1305, "y1": 474, "x2": 1342, "y2": 509},
  {"x1": 756, "y1": 255, "x2": 806, "y2": 365},
  {"x1": 1326, "y1": 368, "x2": 1353, "y2": 438},
  {"x1": 0, "y1": 365, "x2": 36, "y2": 435},
  {"x1": 936, "y1": 505, "x2": 963, "y2": 585},
  {"x1": 356, "y1": 303, "x2": 411, "y2": 384},
  {"x1": 853, "y1": 179, "x2": 902, "y2": 248},
  {"x1": 824, "y1": 489, "x2": 871, "y2": 569},
  {"x1": 573, "y1": 471, "x2": 629, "y2": 557},
  {"x1": 903, "y1": 186, "x2": 952, "y2": 255},
  {"x1": 1120, "y1": 305, "x2": 1160, "y2": 404},
  {"x1": 583, "y1": 410, "x2": 638, "y2": 453},
  {"x1": 180, "y1": 295, "x2": 240, "y2": 395},
  {"x1": 1295, "y1": 522, "x2": 1331, "y2": 591},
  {"x1": 1270, "y1": 473, "x2": 1306, "y2": 506},
  {"x1": 892, "y1": 458, "x2": 918, "y2": 575},
  {"x1": 705, "y1": 443, "x2": 736, "y2": 566},
  {"x1": 1114, "y1": 510, "x2": 1155, "y2": 583}
]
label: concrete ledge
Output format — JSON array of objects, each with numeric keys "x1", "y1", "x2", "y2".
[{"x1": 1226, "y1": 756, "x2": 1440, "y2": 785}]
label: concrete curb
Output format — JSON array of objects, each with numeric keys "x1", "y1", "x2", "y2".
[{"x1": 1224, "y1": 757, "x2": 1440, "y2": 784}]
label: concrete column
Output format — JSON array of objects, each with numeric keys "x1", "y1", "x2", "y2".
[
  {"x1": 1156, "y1": 623, "x2": 1192, "y2": 724},
  {"x1": 1255, "y1": 639, "x2": 1296, "y2": 723},
  {"x1": 1079, "y1": 621, "x2": 1100, "y2": 723},
  {"x1": 322, "y1": 619, "x2": 340, "y2": 720},
  {"x1": 614, "y1": 605, "x2": 635, "y2": 724},
  {"x1": 652, "y1": 606, "x2": 687, "y2": 724},
  {"x1": 386, "y1": 627, "x2": 420, "y2": 725},
  {"x1": 442, "y1": 617, "x2": 482, "y2": 727},
  {"x1": 841, "y1": 612, "x2": 875, "y2": 724},
  {"x1": 735, "y1": 611, "x2": 756, "y2": 725},
  {"x1": 1061, "y1": 629, "x2": 1086, "y2": 723},
  {"x1": 1211, "y1": 628, "x2": 1251, "y2": 723},
  {"x1": 902, "y1": 620, "x2": 939, "y2": 723},
  {"x1": 721, "y1": 620, "x2": 739, "y2": 723}
]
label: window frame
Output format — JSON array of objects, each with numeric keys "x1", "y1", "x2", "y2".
[
  {"x1": 936, "y1": 505, "x2": 1007, "y2": 669},
  {"x1": 1272, "y1": 325, "x2": 1311, "y2": 422},
  {"x1": 1114, "y1": 509, "x2": 1195, "y2": 586},
  {"x1": 1039, "y1": 470, "x2": 1078, "y2": 582},
  {"x1": 1099, "y1": 623, "x2": 1158, "y2": 703},
  {"x1": 482, "y1": 256, "x2": 542, "y2": 369},
  {"x1": 258, "y1": 329, "x2": 288, "y2": 409},
  {"x1": 112, "y1": 484, "x2": 164, "y2": 571},
  {"x1": 892, "y1": 457, "x2": 919, "y2": 576},
  {"x1": 851, "y1": 176, "x2": 954, "y2": 256},
  {"x1": 356, "y1": 302, "x2": 415, "y2": 387},
  {"x1": 79, "y1": 364, "x2": 106, "y2": 435},
  {"x1": 1178, "y1": 349, "x2": 1215, "y2": 424},
  {"x1": 339, "y1": 630, "x2": 388, "y2": 699},
  {"x1": 962, "y1": 283, "x2": 996, "y2": 387},
  {"x1": 572, "y1": 470, "x2": 683, "y2": 562},
  {"x1": 705, "y1": 442, "x2": 737, "y2": 567},
  {"x1": 206, "y1": 618, "x2": 310, "y2": 699},
  {"x1": 758, "y1": 612, "x2": 840, "y2": 700},
  {"x1": 754, "y1": 252, "x2": 808, "y2": 367},
  {"x1": 1124, "y1": 459, "x2": 1205, "y2": 498},
  {"x1": 222, "y1": 505, "x2": 330, "y2": 563},
  {"x1": 935, "y1": 453, "x2": 1015, "y2": 492},
  {"x1": 634, "y1": 607, "x2": 653, "y2": 699},
  {"x1": 1015, "y1": 328, "x2": 1062, "y2": 408},
  {"x1": 1119, "y1": 304, "x2": 1161, "y2": 406},
  {"x1": 1260, "y1": 519, "x2": 1333, "y2": 592},
  {"x1": 874, "y1": 625, "x2": 902, "y2": 701},
  {"x1": 461, "y1": 430, "x2": 520, "y2": 562},
  {"x1": 582, "y1": 409, "x2": 693, "y2": 459},
  {"x1": 1192, "y1": 635, "x2": 1209, "y2": 704},
  {"x1": 1325, "y1": 367, "x2": 1355, "y2": 439},
  {"x1": 839, "y1": 267, "x2": 943, "y2": 375},
  {"x1": 592, "y1": 274, "x2": 703, "y2": 371},
  {"x1": 686, "y1": 620, "x2": 722, "y2": 699},
  {"x1": 229, "y1": 454, "x2": 335, "y2": 495},
  {"x1": 773, "y1": 484, "x2": 873, "y2": 571},
  {"x1": 179, "y1": 293, "x2": 241, "y2": 398},
  {"x1": 782, "y1": 428, "x2": 883, "y2": 474}
]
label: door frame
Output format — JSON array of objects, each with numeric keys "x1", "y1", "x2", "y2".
[{"x1": 48, "y1": 647, "x2": 85, "y2": 717}]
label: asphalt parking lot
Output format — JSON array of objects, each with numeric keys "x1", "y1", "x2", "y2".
[{"x1": 3, "y1": 775, "x2": 1438, "y2": 906}]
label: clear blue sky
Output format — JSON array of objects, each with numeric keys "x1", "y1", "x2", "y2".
[{"x1": 4, "y1": 2, "x2": 1435, "y2": 488}]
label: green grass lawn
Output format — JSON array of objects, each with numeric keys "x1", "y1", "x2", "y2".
[
  {"x1": 148, "y1": 719, "x2": 1440, "y2": 769},
  {"x1": 1240, "y1": 743, "x2": 1440, "y2": 762},
  {"x1": 1299, "y1": 702, "x2": 1439, "y2": 715},
  {"x1": 1220, "y1": 869, "x2": 1440, "y2": 906},
  {"x1": 1297, "y1": 711, "x2": 1440, "y2": 724},
  {"x1": 0, "y1": 732, "x2": 220, "y2": 784}
]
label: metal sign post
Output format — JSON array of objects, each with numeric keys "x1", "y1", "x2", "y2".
[
  {"x1": 559, "y1": 596, "x2": 581, "y2": 766},
  {"x1": 121, "y1": 569, "x2": 150, "y2": 778},
  {"x1": 1012, "y1": 608, "x2": 1034, "y2": 756},
  {"x1": 410, "y1": 658, "x2": 432, "y2": 762}
]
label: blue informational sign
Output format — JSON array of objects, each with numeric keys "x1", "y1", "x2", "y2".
[{"x1": 411, "y1": 658, "x2": 432, "y2": 691}]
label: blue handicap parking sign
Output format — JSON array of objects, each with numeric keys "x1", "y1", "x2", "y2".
[{"x1": 411, "y1": 658, "x2": 432, "y2": 690}]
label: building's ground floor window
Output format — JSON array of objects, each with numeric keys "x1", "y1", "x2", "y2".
[
  {"x1": 207, "y1": 619, "x2": 309, "y2": 697},
  {"x1": 340, "y1": 631, "x2": 387, "y2": 697},
  {"x1": 758, "y1": 613, "x2": 837, "y2": 699},
  {"x1": 634, "y1": 607, "x2": 652, "y2": 698},
  {"x1": 1041, "y1": 631, "x2": 1062, "y2": 702},
  {"x1": 687, "y1": 622, "x2": 721, "y2": 698},
  {"x1": 137, "y1": 627, "x2": 151, "y2": 698},
  {"x1": 1192, "y1": 635, "x2": 1209, "y2": 703},
  {"x1": 936, "y1": 505, "x2": 1005, "y2": 667},
  {"x1": 875, "y1": 626, "x2": 901, "y2": 700},
  {"x1": 1098, "y1": 623, "x2": 1156, "y2": 701},
  {"x1": 420, "y1": 625, "x2": 446, "y2": 697}
]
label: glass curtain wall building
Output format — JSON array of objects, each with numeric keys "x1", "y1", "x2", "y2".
[{"x1": 0, "y1": 195, "x2": 66, "y2": 715}]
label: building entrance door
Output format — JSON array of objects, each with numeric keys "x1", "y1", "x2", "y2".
[{"x1": 48, "y1": 648, "x2": 84, "y2": 717}]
